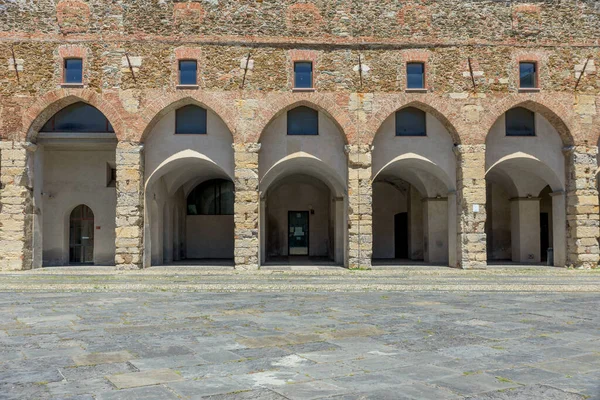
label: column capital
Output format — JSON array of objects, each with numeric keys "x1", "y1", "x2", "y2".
[
  {"x1": 233, "y1": 142, "x2": 261, "y2": 154},
  {"x1": 344, "y1": 144, "x2": 372, "y2": 155},
  {"x1": 452, "y1": 144, "x2": 486, "y2": 156},
  {"x1": 117, "y1": 141, "x2": 144, "y2": 153}
]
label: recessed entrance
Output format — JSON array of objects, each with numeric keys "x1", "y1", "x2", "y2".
[
  {"x1": 288, "y1": 211, "x2": 309, "y2": 256},
  {"x1": 394, "y1": 212, "x2": 408, "y2": 259},
  {"x1": 69, "y1": 205, "x2": 95, "y2": 264}
]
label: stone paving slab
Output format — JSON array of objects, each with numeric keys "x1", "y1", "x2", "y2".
[{"x1": 0, "y1": 289, "x2": 599, "y2": 399}]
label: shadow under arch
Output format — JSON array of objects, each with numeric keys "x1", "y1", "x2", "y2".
[
  {"x1": 482, "y1": 98, "x2": 574, "y2": 146},
  {"x1": 139, "y1": 95, "x2": 237, "y2": 144},
  {"x1": 254, "y1": 99, "x2": 351, "y2": 145},
  {"x1": 366, "y1": 100, "x2": 462, "y2": 146},
  {"x1": 260, "y1": 152, "x2": 346, "y2": 197},
  {"x1": 24, "y1": 91, "x2": 123, "y2": 142}
]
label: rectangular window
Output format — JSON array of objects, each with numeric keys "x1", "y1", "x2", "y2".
[
  {"x1": 287, "y1": 106, "x2": 318, "y2": 135},
  {"x1": 175, "y1": 105, "x2": 207, "y2": 134},
  {"x1": 506, "y1": 107, "x2": 535, "y2": 136},
  {"x1": 294, "y1": 62, "x2": 313, "y2": 89},
  {"x1": 64, "y1": 58, "x2": 83, "y2": 84},
  {"x1": 179, "y1": 60, "x2": 197, "y2": 85},
  {"x1": 396, "y1": 107, "x2": 426, "y2": 136},
  {"x1": 406, "y1": 63, "x2": 425, "y2": 89},
  {"x1": 519, "y1": 62, "x2": 537, "y2": 88}
]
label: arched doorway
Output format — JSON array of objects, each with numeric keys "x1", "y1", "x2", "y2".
[
  {"x1": 485, "y1": 106, "x2": 567, "y2": 266},
  {"x1": 371, "y1": 106, "x2": 458, "y2": 266},
  {"x1": 143, "y1": 102, "x2": 235, "y2": 267},
  {"x1": 34, "y1": 102, "x2": 117, "y2": 267},
  {"x1": 259, "y1": 105, "x2": 348, "y2": 266},
  {"x1": 69, "y1": 205, "x2": 95, "y2": 264}
]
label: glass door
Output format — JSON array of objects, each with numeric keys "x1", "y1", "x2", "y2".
[
  {"x1": 288, "y1": 211, "x2": 309, "y2": 256},
  {"x1": 69, "y1": 205, "x2": 95, "y2": 264}
]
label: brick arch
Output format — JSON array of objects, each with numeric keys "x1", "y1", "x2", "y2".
[
  {"x1": 481, "y1": 95, "x2": 575, "y2": 146},
  {"x1": 138, "y1": 92, "x2": 238, "y2": 143},
  {"x1": 364, "y1": 98, "x2": 461, "y2": 145},
  {"x1": 250, "y1": 94, "x2": 355, "y2": 144},
  {"x1": 23, "y1": 89, "x2": 125, "y2": 142}
]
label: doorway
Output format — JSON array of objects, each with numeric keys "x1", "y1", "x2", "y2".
[
  {"x1": 540, "y1": 212, "x2": 549, "y2": 262},
  {"x1": 394, "y1": 212, "x2": 408, "y2": 259},
  {"x1": 288, "y1": 211, "x2": 309, "y2": 256},
  {"x1": 69, "y1": 205, "x2": 94, "y2": 264}
]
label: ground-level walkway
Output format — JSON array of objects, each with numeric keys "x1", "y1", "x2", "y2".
[{"x1": 0, "y1": 269, "x2": 599, "y2": 399}]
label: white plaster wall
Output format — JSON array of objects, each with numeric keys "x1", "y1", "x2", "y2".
[
  {"x1": 408, "y1": 187, "x2": 424, "y2": 260},
  {"x1": 42, "y1": 149, "x2": 116, "y2": 266},
  {"x1": 487, "y1": 183, "x2": 512, "y2": 260},
  {"x1": 265, "y1": 177, "x2": 331, "y2": 257},
  {"x1": 511, "y1": 199, "x2": 541, "y2": 263},
  {"x1": 486, "y1": 113, "x2": 565, "y2": 191},
  {"x1": 372, "y1": 112, "x2": 456, "y2": 190},
  {"x1": 423, "y1": 199, "x2": 448, "y2": 263},
  {"x1": 372, "y1": 182, "x2": 407, "y2": 259},
  {"x1": 259, "y1": 110, "x2": 347, "y2": 187},
  {"x1": 144, "y1": 108, "x2": 235, "y2": 184},
  {"x1": 186, "y1": 216, "x2": 234, "y2": 259}
]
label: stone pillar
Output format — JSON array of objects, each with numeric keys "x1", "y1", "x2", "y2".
[
  {"x1": 115, "y1": 142, "x2": 144, "y2": 270},
  {"x1": 565, "y1": 145, "x2": 599, "y2": 269},
  {"x1": 0, "y1": 141, "x2": 34, "y2": 271},
  {"x1": 447, "y1": 192, "x2": 457, "y2": 267},
  {"x1": 454, "y1": 145, "x2": 487, "y2": 269},
  {"x1": 346, "y1": 144, "x2": 372, "y2": 269},
  {"x1": 510, "y1": 197, "x2": 541, "y2": 263},
  {"x1": 551, "y1": 191, "x2": 566, "y2": 267},
  {"x1": 233, "y1": 143, "x2": 261, "y2": 270},
  {"x1": 423, "y1": 197, "x2": 449, "y2": 264}
]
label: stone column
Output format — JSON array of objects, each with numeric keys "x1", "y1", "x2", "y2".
[
  {"x1": 550, "y1": 191, "x2": 566, "y2": 267},
  {"x1": 454, "y1": 145, "x2": 487, "y2": 269},
  {"x1": 115, "y1": 142, "x2": 144, "y2": 270},
  {"x1": 346, "y1": 144, "x2": 372, "y2": 269},
  {"x1": 565, "y1": 145, "x2": 599, "y2": 269},
  {"x1": 0, "y1": 141, "x2": 34, "y2": 271},
  {"x1": 447, "y1": 192, "x2": 457, "y2": 267},
  {"x1": 510, "y1": 197, "x2": 541, "y2": 263},
  {"x1": 233, "y1": 143, "x2": 261, "y2": 270}
]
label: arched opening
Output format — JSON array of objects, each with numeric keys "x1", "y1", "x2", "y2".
[
  {"x1": 143, "y1": 102, "x2": 235, "y2": 267},
  {"x1": 34, "y1": 102, "x2": 117, "y2": 267},
  {"x1": 259, "y1": 105, "x2": 348, "y2": 267},
  {"x1": 485, "y1": 107, "x2": 567, "y2": 266},
  {"x1": 69, "y1": 205, "x2": 95, "y2": 264},
  {"x1": 371, "y1": 106, "x2": 457, "y2": 267}
]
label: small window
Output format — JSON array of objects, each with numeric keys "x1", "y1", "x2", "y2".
[
  {"x1": 519, "y1": 62, "x2": 537, "y2": 88},
  {"x1": 175, "y1": 105, "x2": 207, "y2": 134},
  {"x1": 294, "y1": 62, "x2": 313, "y2": 89},
  {"x1": 396, "y1": 107, "x2": 426, "y2": 136},
  {"x1": 407, "y1": 63, "x2": 425, "y2": 89},
  {"x1": 106, "y1": 164, "x2": 116, "y2": 187},
  {"x1": 187, "y1": 179, "x2": 234, "y2": 215},
  {"x1": 179, "y1": 60, "x2": 197, "y2": 85},
  {"x1": 287, "y1": 106, "x2": 318, "y2": 135},
  {"x1": 41, "y1": 102, "x2": 114, "y2": 133},
  {"x1": 64, "y1": 58, "x2": 83, "y2": 84},
  {"x1": 506, "y1": 107, "x2": 535, "y2": 136}
]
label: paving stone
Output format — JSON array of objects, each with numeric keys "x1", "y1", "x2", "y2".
[
  {"x1": 60, "y1": 362, "x2": 137, "y2": 381},
  {"x1": 201, "y1": 388, "x2": 287, "y2": 399},
  {"x1": 129, "y1": 354, "x2": 208, "y2": 370},
  {"x1": 0, "y1": 368, "x2": 64, "y2": 385},
  {"x1": 95, "y1": 385, "x2": 180, "y2": 400},
  {"x1": 168, "y1": 377, "x2": 251, "y2": 398},
  {"x1": 536, "y1": 359, "x2": 600, "y2": 375},
  {"x1": 466, "y1": 384, "x2": 586, "y2": 399},
  {"x1": 270, "y1": 380, "x2": 351, "y2": 400},
  {"x1": 72, "y1": 351, "x2": 134, "y2": 366},
  {"x1": 432, "y1": 372, "x2": 520, "y2": 396},
  {"x1": 107, "y1": 368, "x2": 184, "y2": 389},
  {"x1": 489, "y1": 367, "x2": 563, "y2": 385}
]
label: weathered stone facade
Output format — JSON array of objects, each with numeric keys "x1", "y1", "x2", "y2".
[{"x1": 1, "y1": 1, "x2": 599, "y2": 270}]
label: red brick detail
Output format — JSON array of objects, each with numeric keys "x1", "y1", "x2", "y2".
[
  {"x1": 512, "y1": 4, "x2": 542, "y2": 33},
  {"x1": 480, "y1": 94, "x2": 576, "y2": 146},
  {"x1": 174, "y1": 2, "x2": 205, "y2": 25},
  {"x1": 56, "y1": 0, "x2": 90, "y2": 34},
  {"x1": 138, "y1": 92, "x2": 238, "y2": 143},
  {"x1": 249, "y1": 92, "x2": 355, "y2": 144},
  {"x1": 22, "y1": 89, "x2": 126, "y2": 142},
  {"x1": 175, "y1": 47, "x2": 202, "y2": 61},
  {"x1": 58, "y1": 45, "x2": 86, "y2": 59},
  {"x1": 288, "y1": 49, "x2": 319, "y2": 90},
  {"x1": 363, "y1": 95, "x2": 462, "y2": 146},
  {"x1": 286, "y1": 3, "x2": 323, "y2": 33},
  {"x1": 402, "y1": 50, "x2": 430, "y2": 64}
]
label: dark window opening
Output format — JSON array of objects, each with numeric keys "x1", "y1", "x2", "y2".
[
  {"x1": 64, "y1": 58, "x2": 83, "y2": 84},
  {"x1": 506, "y1": 107, "x2": 535, "y2": 136},
  {"x1": 175, "y1": 105, "x2": 207, "y2": 134},
  {"x1": 287, "y1": 106, "x2": 318, "y2": 135},
  {"x1": 107, "y1": 164, "x2": 117, "y2": 187},
  {"x1": 40, "y1": 102, "x2": 114, "y2": 133},
  {"x1": 407, "y1": 62, "x2": 425, "y2": 89},
  {"x1": 294, "y1": 62, "x2": 313, "y2": 89},
  {"x1": 187, "y1": 179, "x2": 234, "y2": 215},
  {"x1": 179, "y1": 60, "x2": 197, "y2": 85},
  {"x1": 395, "y1": 107, "x2": 426, "y2": 136},
  {"x1": 519, "y1": 62, "x2": 537, "y2": 88}
]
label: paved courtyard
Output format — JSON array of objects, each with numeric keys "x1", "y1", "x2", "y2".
[{"x1": 0, "y1": 269, "x2": 599, "y2": 399}]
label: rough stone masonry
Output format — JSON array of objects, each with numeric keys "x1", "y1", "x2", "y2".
[{"x1": 0, "y1": 1, "x2": 599, "y2": 270}]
